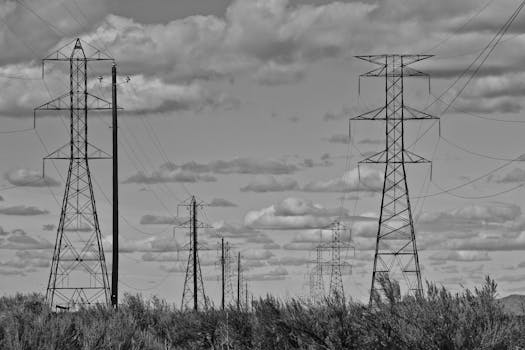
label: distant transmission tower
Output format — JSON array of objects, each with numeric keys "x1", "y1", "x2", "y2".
[
  {"x1": 350, "y1": 55, "x2": 438, "y2": 304},
  {"x1": 35, "y1": 39, "x2": 115, "y2": 310},
  {"x1": 309, "y1": 222, "x2": 353, "y2": 302},
  {"x1": 220, "y1": 238, "x2": 235, "y2": 309},
  {"x1": 179, "y1": 196, "x2": 208, "y2": 311},
  {"x1": 309, "y1": 238, "x2": 325, "y2": 303}
]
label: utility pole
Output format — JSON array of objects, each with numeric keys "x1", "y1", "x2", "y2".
[
  {"x1": 179, "y1": 196, "x2": 208, "y2": 311},
  {"x1": 111, "y1": 62, "x2": 119, "y2": 310},
  {"x1": 245, "y1": 280, "x2": 248, "y2": 310},
  {"x1": 221, "y1": 237, "x2": 225, "y2": 310},
  {"x1": 35, "y1": 38, "x2": 115, "y2": 310},
  {"x1": 192, "y1": 198, "x2": 198, "y2": 311},
  {"x1": 237, "y1": 252, "x2": 241, "y2": 310},
  {"x1": 350, "y1": 54, "x2": 438, "y2": 304}
]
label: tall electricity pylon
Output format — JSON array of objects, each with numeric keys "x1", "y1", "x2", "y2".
[
  {"x1": 35, "y1": 39, "x2": 114, "y2": 310},
  {"x1": 350, "y1": 55, "x2": 438, "y2": 304},
  {"x1": 179, "y1": 196, "x2": 208, "y2": 311}
]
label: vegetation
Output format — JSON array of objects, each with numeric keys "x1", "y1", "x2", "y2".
[{"x1": 0, "y1": 277, "x2": 524, "y2": 349}]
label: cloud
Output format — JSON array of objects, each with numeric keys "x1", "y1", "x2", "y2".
[
  {"x1": 324, "y1": 134, "x2": 349, "y2": 144},
  {"x1": 454, "y1": 97, "x2": 522, "y2": 114},
  {"x1": 429, "y1": 251, "x2": 491, "y2": 262},
  {"x1": 142, "y1": 252, "x2": 185, "y2": 262},
  {"x1": 282, "y1": 242, "x2": 316, "y2": 251},
  {"x1": 241, "y1": 248, "x2": 274, "y2": 261},
  {"x1": 359, "y1": 138, "x2": 384, "y2": 146},
  {"x1": 105, "y1": 235, "x2": 182, "y2": 253},
  {"x1": 42, "y1": 224, "x2": 56, "y2": 231},
  {"x1": 0, "y1": 205, "x2": 49, "y2": 216},
  {"x1": 127, "y1": 159, "x2": 299, "y2": 185},
  {"x1": 0, "y1": 250, "x2": 52, "y2": 270},
  {"x1": 5, "y1": 169, "x2": 60, "y2": 187},
  {"x1": 301, "y1": 153, "x2": 333, "y2": 168},
  {"x1": 0, "y1": 0, "x2": 107, "y2": 65},
  {"x1": 245, "y1": 197, "x2": 344, "y2": 230},
  {"x1": 419, "y1": 202, "x2": 522, "y2": 233},
  {"x1": 208, "y1": 221, "x2": 259, "y2": 239},
  {"x1": 247, "y1": 266, "x2": 288, "y2": 281},
  {"x1": 77, "y1": 0, "x2": 376, "y2": 84},
  {"x1": 253, "y1": 61, "x2": 305, "y2": 85},
  {"x1": 302, "y1": 167, "x2": 383, "y2": 193},
  {"x1": 123, "y1": 165, "x2": 217, "y2": 185},
  {"x1": 241, "y1": 175, "x2": 299, "y2": 192},
  {"x1": 268, "y1": 256, "x2": 310, "y2": 266},
  {"x1": 442, "y1": 231, "x2": 525, "y2": 251},
  {"x1": 323, "y1": 107, "x2": 354, "y2": 122},
  {"x1": 118, "y1": 75, "x2": 238, "y2": 113},
  {"x1": 139, "y1": 215, "x2": 183, "y2": 225},
  {"x1": 244, "y1": 233, "x2": 276, "y2": 245},
  {"x1": 208, "y1": 198, "x2": 237, "y2": 207},
  {"x1": 0, "y1": 229, "x2": 52, "y2": 250},
  {"x1": 487, "y1": 168, "x2": 525, "y2": 183}
]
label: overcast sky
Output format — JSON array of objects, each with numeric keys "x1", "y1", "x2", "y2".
[{"x1": 1, "y1": 0, "x2": 525, "y2": 304}]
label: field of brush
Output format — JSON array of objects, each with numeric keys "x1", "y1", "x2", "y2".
[{"x1": 0, "y1": 277, "x2": 524, "y2": 349}]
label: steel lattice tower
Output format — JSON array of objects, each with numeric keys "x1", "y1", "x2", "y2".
[
  {"x1": 309, "y1": 222, "x2": 353, "y2": 301},
  {"x1": 308, "y1": 245, "x2": 325, "y2": 303},
  {"x1": 350, "y1": 55, "x2": 438, "y2": 304},
  {"x1": 224, "y1": 241, "x2": 235, "y2": 307},
  {"x1": 35, "y1": 39, "x2": 115, "y2": 310},
  {"x1": 219, "y1": 238, "x2": 235, "y2": 309},
  {"x1": 179, "y1": 196, "x2": 208, "y2": 310}
]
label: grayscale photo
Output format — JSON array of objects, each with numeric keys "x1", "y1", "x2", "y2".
[{"x1": 0, "y1": 0, "x2": 524, "y2": 348}]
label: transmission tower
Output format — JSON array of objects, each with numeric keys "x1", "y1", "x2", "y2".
[
  {"x1": 179, "y1": 196, "x2": 209, "y2": 311},
  {"x1": 309, "y1": 222, "x2": 353, "y2": 302},
  {"x1": 350, "y1": 55, "x2": 438, "y2": 304},
  {"x1": 35, "y1": 39, "x2": 115, "y2": 310},
  {"x1": 308, "y1": 241, "x2": 325, "y2": 303},
  {"x1": 220, "y1": 238, "x2": 235, "y2": 310}
]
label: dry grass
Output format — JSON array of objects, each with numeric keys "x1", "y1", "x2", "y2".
[{"x1": 0, "y1": 277, "x2": 524, "y2": 349}]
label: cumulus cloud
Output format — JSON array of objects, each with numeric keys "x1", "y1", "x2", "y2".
[
  {"x1": 419, "y1": 202, "x2": 522, "y2": 233},
  {"x1": 241, "y1": 248, "x2": 274, "y2": 261},
  {"x1": 253, "y1": 61, "x2": 305, "y2": 85},
  {"x1": 123, "y1": 163, "x2": 217, "y2": 184},
  {"x1": 208, "y1": 198, "x2": 237, "y2": 207},
  {"x1": 324, "y1": 134, "x2": 349, "y2": 144},
  {"x1": 5, "y1": 169, "x2": 60, "y2": 187},
  {"x1": 0, "y1": 229, "x2": 52, "y2": 250},
  {"x1": 245, "y1": 197, "x2": 345, "y2": 230},
  {"x1": 139, "y1": 215, "x2": 183, "y2": 225},
  {"x1": 429, "y1": 251, "x2": 491, "y2": 262},
  {"x1": 268, "y1": 256, "x2": 310, "y2": 266},
  {"x1": 126, "y1": 159, "x2": 299, "y2": 185},
  {"x1": 77, "y1": 0, "x2": 376, "y2": 83},
  {"x1": 0, "y1": 205, "x2": 49, "y2": 216},
  {"x1": 241, "y1": 175, "x2": 299, "y2": 192},
  {"x1": 247, "y1": 266, "x2": 288, "y2": 281},
  {"x1": 359, "y1": 138, "x2": 384, "y2": 145},
  {"x1": 442, "y1": 231, "x2": 525, "y2": 251},
  {"x1": 42, "y1": 224, "x2": 56, "y2": 231},
  {"x1": 104, "y1": 235, "x2": 182, "y2": 253},
  {"x1": 487, "y1": 168, "x2": 525, "y2": 183},
  {"x1": 118, "y1": 75, "x2": 238, "y2": 113},
  {"x1": 323, "y1": 106, "x2": 354, "y2": 122},
  {"x1": 208, "y1": 221, "x2": 259, "y2": 239},
  {"x1": 244, "y1": 233, "x2": 276, "y2": 245},
  {"x1": 302, "y1": 167, "x2": 383, "y2": 193}
]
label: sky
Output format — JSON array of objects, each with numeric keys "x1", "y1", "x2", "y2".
[{"x1": 1, "y1": 0, "x2": 525, "y2": 305}]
